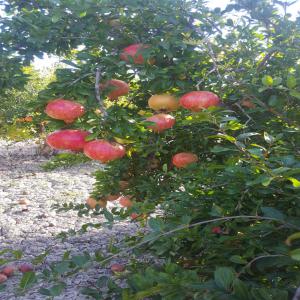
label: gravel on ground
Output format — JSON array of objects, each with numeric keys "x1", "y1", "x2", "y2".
[{"x1": 0, "y1": 139, "x2": 140, "y2": 300}]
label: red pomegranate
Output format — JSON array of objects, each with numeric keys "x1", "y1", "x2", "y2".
[
  {"x1": 110, "y1": 263, "x2": 125, "y2": 273},
  {"x1": 18, "y1": 263, "x2": 34, "y2": 273},
  {"x1": 83, "y1": 140, "x2": 126, "y2": 163},
  {"x1": 146, "y1": 114, "x2": 175, "y2": 133},
  {"x1": 172, "y1": 152, "x2": 198, "y2": 168},
  {"x1": 46, "y1": 130, "x2": 90, "y2": 151},
  {"x1": 1, "y1": 265, "x2": 15, "y2": 277},
  {"x1": 179, "y1": 91, "x2": 220, "y2": 112},
  {"x1": 212, "y1": 227, "x2": 222, "y2": 234},
  {"x1": 120, "y1": 44, "x2": 152, "y2": 64},
  {"x1": 119, "y1": 196, "x2": 133, "y2": 208},
  {"x1": 45, "y1": 99, "x2": 85, "y2": 123},
  {"x1": 0, "y1": 274, "x2": 7, "y2": 283},
  {"x1": 100, "y1": 79, "x2": 130, "y2": 100}
]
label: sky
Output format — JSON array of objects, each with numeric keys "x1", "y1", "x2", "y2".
[{"x1": 1, "y1": 0, "x2": 299, "y2": 70}]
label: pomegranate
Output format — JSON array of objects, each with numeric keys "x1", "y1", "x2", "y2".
[
  {"x1": 1, "y1": 265, "x2": 15, "y2": 277},
  {"x1": 100, "y1": 79, "x2": 130, "y2": 100},
  {"x1": 0, "y1": 274, "x2": 7, "y2": 284},
  {"x1": 148, "y1": 94, "x2": 179, "y2": 111},
  {"x1": 86, "y1": 197, "x2": 107, "y2": 209},
  {"x1": 46, "y1": 130, "x2": 89, "y2": 151},
  {"x1": 172, "y1": 152, "x2": 198, "y2": 168},
  {"x1": 130, "y1": 213, "x2": 139, "y2": 220},
  {"x1": 119, "y1": 196, "x2": 133, "y2": 208},
  {"x1": 83, "y1": 140, "x2": 126, "y2": 162},
  {"x1": 179, "y1": 91, "x2": 220, "y2": 112},
  {"x1": 18, "y1": 263, "x2": 34, "y2": 273},
  {"x1": 212, "y1": 227, "x2": 222, "y2": 234},
  {"x1": 45, "y1": 99, "x2": 85, "y2": 123},
  {"x1": 146, "y1": 114, "x2": 175, "y2": 133},
  {"x1": 120, "y1": 44, "x2": 152, "y2": 64},
  {"x1": 110, "y1": 263, "x2": 125, "y2": 273}
]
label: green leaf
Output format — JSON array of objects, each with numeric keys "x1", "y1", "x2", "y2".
[
  {"x1": 233, "y1": 279, "x2": 250, "y2": 300},
  {"x1": 148, "y1": 218, "x2": 163, "y2": 232},
  {"x1": 261, "y1": 206, "x2": 285, "y2": 220},
  {"x1": 103, "y1": 209, "x2": 114, "y2": 222},
  {"x1": 214, "y1": 267, "x2": 235, "y2": 291},
  {"x1": 71, "y1": 255, "x2": 90, "y2": 268},
  {"x1": 39, "y1": 283, "x2": 66, "y2": 297},
  {"x1": 290, "y1": 248, "x2": 300, "y2": 261},
  {"x1": 211, "y1": 145, "x2": 234, "y2": 153},
  {"x1": 262, "y1": 75, "x2": 273, "y2": 86},
  {"x1": 287, "y1": 75, "x2": 297, "y2": 89},
  {"x1": 19, "y1": 271, "x2": 37, "y2": 290},
  {"x1": 53, "y1": 261, "x2": 70, "y2": 274},
  {"x1": 289, "y1": 90, "x2": 300, "y2": 99},
  {"x1": 287, "y1": 177, "x2": 300, "y2": 187},
  {"x1": 229, "y1": 255, "x2": 247, "y2": 264},
  {"x1": 237, "y1": 132, "x2": 260, "y2": 140},
  {"x1": 263, "y1": 132, "x2": 275, "y2": 144},
  {"x1": 286, "y1": 232, "x2": 300, "y2": 246}
]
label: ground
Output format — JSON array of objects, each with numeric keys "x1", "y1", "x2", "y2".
[{"x1": 0, "y1": 139, "x2": 139, "y2": 299}]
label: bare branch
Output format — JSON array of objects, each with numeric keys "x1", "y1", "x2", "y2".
[
  {"x1": 234, "y1": 102, "x2": 254, "y2": 125},
  {"x1": 257, "y1": 49, "x2": 277, "y2": 72},
  {"x1": 95, "y1": 67, "x2": 108, "y2": 118}
]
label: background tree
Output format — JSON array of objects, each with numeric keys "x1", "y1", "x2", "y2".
[{"x1": 0, "y1": 0, "x2": 300, "y2": 299}]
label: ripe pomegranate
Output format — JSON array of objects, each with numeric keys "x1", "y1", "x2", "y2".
[
  {"x1": 0, "y1": 274, "x2": 7, "y2": 283},
  {"x1": 84, "y1": 140, "x2": 126, "y2": 162},
  {"x1": 120, "y1": 44, "x2": 153, "y2": 64},
  {"x1": 100, "y1": 79, "x2": 130, "y2": 100},
  {"x1": 119, "y1": 196, "x2": 133, "y2": 208},
  {"x1": 172, "y1": 152, "x2": 198, "y2": 168},
  {"x1": 179, "y1": 91, "x2": 220, "y2": 112},
  {"x1": 45, "y1": 99, "x2": 85, "y2": 123},
  {"x1": 148, "y1": 94, "x2": 179, "y2": 112},
  {"x1": 18, "y1": 263, "x2": 34, "y2": 273},
  {"x1": 212, "y1": 227, "x2": 222, "y2": 234},
  {"x1": 46, "y1": 130, "x2": 90, "y2": 151},
  {"x1": 146, "y1": 114, "x2": 175, "y2": 133},
  {"x1": 86, "y1": 197, "x2": 107, "y2": 209},
  {"x1": 1, "y1": 265, "x2": 15, "y2": 277},
  {"x1": 110, "y1": 263, "x2": 125, "y2": 273},
  {"x1": 130, "y1": 213, "x2": 139, "y2": 220}
]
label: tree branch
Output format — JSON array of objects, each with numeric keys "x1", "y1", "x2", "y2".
[{"x1": 95, "y1": 67, "x2": 107, "y2": 118}]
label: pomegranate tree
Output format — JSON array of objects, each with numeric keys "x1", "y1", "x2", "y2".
[
  {"x1": 46, "y1": 130, "x2": 90, "y2": 151},
  {"x1": 45, "y1": 99, "x2": 85, "y2": 123}
]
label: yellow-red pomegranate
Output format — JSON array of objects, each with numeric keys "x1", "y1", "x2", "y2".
[{"x1": 148, "y1": 94, "x2": 179, "y2": 111}]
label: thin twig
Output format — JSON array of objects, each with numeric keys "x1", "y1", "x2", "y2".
[
  {"x1": 257, "y1": 49, "x2": 277, "y2": 72},
  {"x1": 67, "y1": 72, "x2": 93, "y2": 87},
  {"x1": 97, "y1": 215, "x2": 300, "y2": 266},
  {"x1": 195, "y1": 67, "x2": 216, "y2": 90},
  {"x1": 95, "y1": 67, "x2": 108, "y2": 118},
  {"x1": 234, "y1": 102, "x2": 253, "y2": 125}
]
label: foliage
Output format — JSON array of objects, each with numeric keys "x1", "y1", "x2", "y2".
[
  {"x1": 1, "y1": 0, "x2": 300, "y2": 299},
  {"x1": 0, "y1": 66, "x2": 55, "y2": 140},
  {"x1": 41, "y1": 152, "x2": 91, "y2": 171}
]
